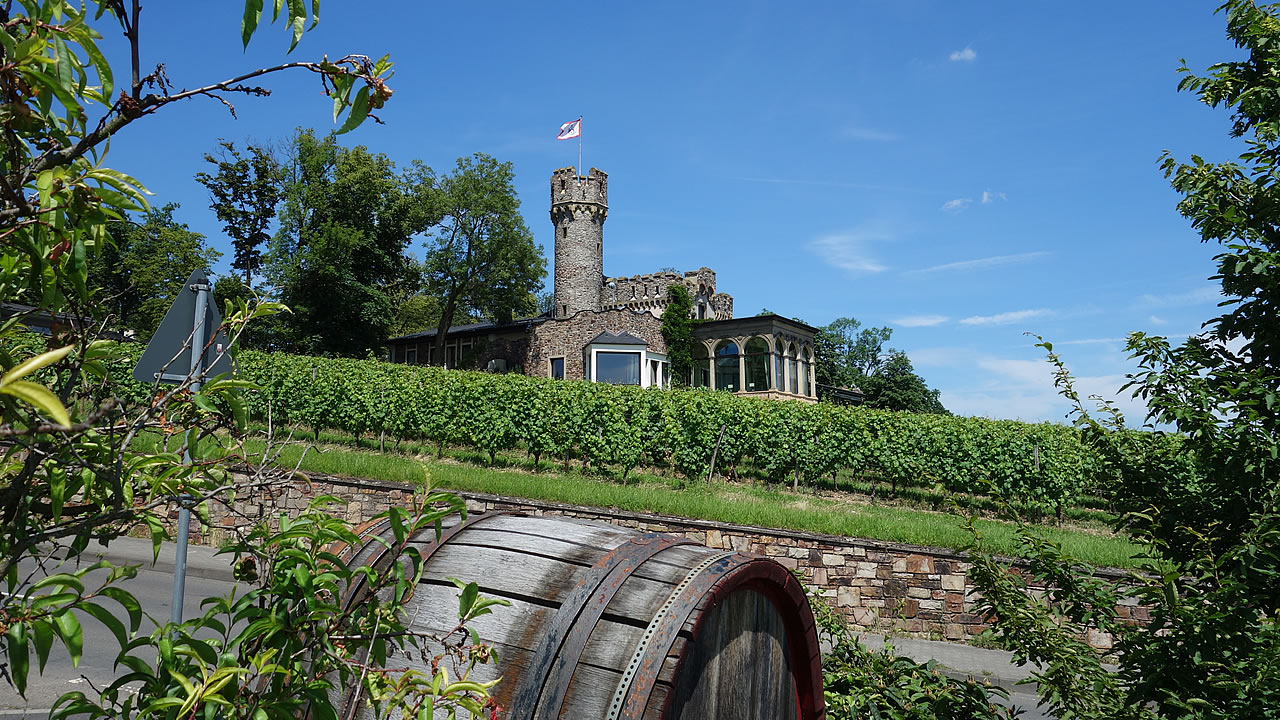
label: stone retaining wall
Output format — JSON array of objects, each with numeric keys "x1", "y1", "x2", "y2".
[{"x1": 192, "y1": 472, "x2": 1140, "y2": 648}]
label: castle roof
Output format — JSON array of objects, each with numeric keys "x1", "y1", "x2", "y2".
[{"x1": 386, "y1": 315, "x2": 548, "y2": 343}]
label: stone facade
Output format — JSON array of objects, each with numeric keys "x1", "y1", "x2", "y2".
[
  {"x1": 193, "y1": 471, "x2": 1140, "y2": 648},
  {"x1": 551, "y1": 167, "x2": 608, "y2": 319},
  {"x1": 526, "y1": 307, "x2": 665, "y2": 380},
  {"x1": 386, "y1": 166, "x2": 816, "y2": 398},
  {"x1": 605, "y1": 268, "x2": 734, "y2": 320}
]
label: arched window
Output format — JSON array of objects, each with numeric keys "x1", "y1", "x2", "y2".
[
  {"x1": 714, "y1": 340, "x2": 740, "y2": 392},
  {"x1": 800, "y1": 346, "x2": 812, "y2": 397},
  {"x1": 787, "y1": 343, "x2": 799, "y2": 395},
  {"x1": 692, "y1": 343, "x2": 711, "y2": 388},
  {"x1": 774, "y1": 339, "x2": 785, "y2": 391},
  {"x1": 745, "y1": 337, "x2": 770, "y2": 391}
]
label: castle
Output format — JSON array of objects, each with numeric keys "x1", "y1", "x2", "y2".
[{"x1": 386, "y1": 167, "x2": 818, "y2": 401}]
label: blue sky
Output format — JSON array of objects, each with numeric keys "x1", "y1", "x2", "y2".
[{"x1": 96, "y1": 2, "x2": 1244, "y2": 423}]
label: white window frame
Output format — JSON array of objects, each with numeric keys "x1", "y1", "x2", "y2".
[{"x1": 585, "y1": 343, "x2": 668, "y2": 388}]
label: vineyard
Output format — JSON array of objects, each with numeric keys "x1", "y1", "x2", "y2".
[{"x1": 104, "y1": 345, "x2": 1183, "y2": 518}]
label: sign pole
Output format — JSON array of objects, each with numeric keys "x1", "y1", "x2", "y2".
[{"x1": 170, "y1": 279, "x2": 209, "y2": 626}]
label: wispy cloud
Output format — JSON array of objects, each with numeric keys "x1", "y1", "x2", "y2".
[
  {"x1": 949, "y1": 47, "x2": 977, "y2": 62},
  {"x1": 959, "y1": 308, "x2": 1050, "y2": 326},
  {"x1": 894, "y1": 314, "x2": 950, "y2": 327},
  {"x1": 808, "y1": 228, "x2": 890, "y2": 273},
  {"x1": 1138, "y1": 286, "x2": 1221, "y2": 308},
  {"x1": 840, "y1": 126, "x2": 900, "y2": 142},
  {"x1": 1149, "y1": 315, "x2": 1167, "y2": 326},
  {"x1": 909, "y1": 251, "x2": 1051, "y2": 274},
  {"x1": 981, "y1": 190, "x2": 1006, "y2": 203},
  {"x1": 941, "y1": 197, "x2": 972, "y2": 211}
]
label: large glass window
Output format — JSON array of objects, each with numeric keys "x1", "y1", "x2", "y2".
[
  {"x1": 692, "y1": 344, "x2": 711, "y2": 388},
  {"x1": 800, "y1": 347, "x2": 811, "y2": 397},
  {"x1": 596, "y1": 351, "x2": 641, "y2": 385},
  {"x1": 775, "y1": 339, "x2": 785, "y2": 391},
  {"x1": 714, "y1": 340, "x2": 740, "y2": 392},
  {"x1": 788, "y1": 343, "x2": 799, "y2": 395},
  {"x1": 745, "y1": 337, "x2": 770, "y2": 391},
  {"x1": 550, "y1": 357, "x2": 565, "y2": 380}
]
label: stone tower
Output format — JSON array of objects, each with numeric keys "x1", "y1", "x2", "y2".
[{"x1": 550, "y1": 167, "x2": 608, "y2": 318}]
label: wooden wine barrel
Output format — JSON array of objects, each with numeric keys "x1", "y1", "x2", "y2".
[{"x1": 335, "y1": 511, "x2": 825, "y2": 720}]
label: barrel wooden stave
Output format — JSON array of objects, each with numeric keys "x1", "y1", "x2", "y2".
[{"x1": 341, "y1": 513, "x2": 823, "y2": 720}]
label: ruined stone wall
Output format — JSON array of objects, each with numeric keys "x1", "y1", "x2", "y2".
[
  {"x1": 525, "y1": 307, "x2": 664, "y2": 380},
  {"x1": 551, "y1": 168, "x2": 607, "y2": 318},
  {"x1": 190, "y1": 472, "x2": 1139, "y2": 648},
  {"x1": 605, "y1": 267, "x2": 735, "y2": 320}
]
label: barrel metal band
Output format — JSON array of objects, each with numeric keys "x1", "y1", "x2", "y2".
[
  {"x1": 509, "y1": 533, "x2": 695, "y2": 720},
  {"x1": 604, "y1": 551, "x2": 743, "y2": 720}
]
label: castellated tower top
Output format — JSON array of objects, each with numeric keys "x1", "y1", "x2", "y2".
[
  {"x1": 550, "y1": 166, "x2": 608, "y2": 209},
  {"x1": 550, "y1": 168, "x2": 608, "y2": 318}
]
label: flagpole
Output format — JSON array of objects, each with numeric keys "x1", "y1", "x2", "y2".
[{"x1": 577, "y1": 115, "x2": 583, "y2": 183}]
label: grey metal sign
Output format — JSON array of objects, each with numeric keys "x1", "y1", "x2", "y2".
[{"x1": 132, "y1": 268, "x2": 234, "y2": 385}]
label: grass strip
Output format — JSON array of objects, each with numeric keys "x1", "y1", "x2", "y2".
[{"x1": 235, "y1": 436, "x2": 1142, "y2": 570}]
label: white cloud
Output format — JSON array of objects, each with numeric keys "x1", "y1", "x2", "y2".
[
  {"x1": 1138, "y1": 286, "x2": 1221, "y2": 308},
  {"x1": 894, "y1": 314, "x2": 950, "y2": 327},
  {"x1": 959, "y1": 308, "x2": 1051, "y2": 326},
  {"x1": 981, "y1": 190, "x2": 1007, "y2": 204},
  {"x1": 1148, "y1": 315, "x2": 1167, "y2": 326},
  {"x1": 939, "y1": 353, "x2": 1149, "y2": 423},
  {"x1": 909, "y1": 251, "x2": 1050, "y2": 274},
  {"x1": 949, "y1": 47, "x2": 977, "y2": 62},
  {"x1": 841, "y1": 126, "x2": 900, "y2": 142},
  {"x1": 941, "y1": 197, "x2": 972, "y2": 211},
  {"x1": 808, "y1": 229, "x2": 890, "y2": 273}
]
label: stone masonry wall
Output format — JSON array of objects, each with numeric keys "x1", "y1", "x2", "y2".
[
  {"x1": 605, "y1": 267, "x2": 734, "y2": 321},
  {"x1": 551, "y1": 167, "x2": 607, "y2": 318},
  {"x1": 189, "y1": 472, "x2": 1140, "y2": 649},
  {"x1": 525, "y1": 307, "x2": 665, "y2": 380}
]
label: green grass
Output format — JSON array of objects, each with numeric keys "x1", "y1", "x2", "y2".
[{"x1": 228, "y1": 434, "x2": 1143, "y2": 570}]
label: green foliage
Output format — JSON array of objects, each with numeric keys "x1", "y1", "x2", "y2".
[
  {"x1": 811, "y1": 587, "x2": 1012, "y2": 720},
  {"x1": 815, "y1": 317, "x2": 947, "y2": 414},
  {"x1": 87, "y1": 204, "x2": 221, "y2": 340},
  {"x1": 0, "y1": 2, "x2": 502, "y2": 718},
  {"x1": 208, "y1": 347, "x2": 1127, "y2": 511},
  {"x1": 661, "y1": 284, "x2": 695, "y2": 387},
  {"x1": 965, "y1": 4, "x2": 1280, "y2": 718},
  {"x1": 195, "y1": 140, "x2": 284, "y2": 286},
  {"x1": 41, "y1": 494, "x2": 505, "y2": 720},
  {"x1": 422, "y1": 152, "x2": 546, "y2": 361},
  {"x1": 270, "y1": 129, "x2": 438, "y2": 357}
]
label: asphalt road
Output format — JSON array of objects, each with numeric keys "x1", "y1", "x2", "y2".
[
  {"x1": 0, "y1": 542, "x2": 241, "y2": 719},
  {"x1": 0, "y1": 538, "x2": 1055, "y2": 720}
]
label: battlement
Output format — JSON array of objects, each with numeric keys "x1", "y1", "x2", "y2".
[
  {"x1": 551, "y1": 167, "x2": 608, "y2": 209},
  {"x1": 603, "y1": 266, "x2": 733, "y2": 320}
]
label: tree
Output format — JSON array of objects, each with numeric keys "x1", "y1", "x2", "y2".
[
  {"x1": 0, "y1": 2, "x2": 499, "y2": 717},
  {"x1": 814, "y1": 317, "x2": 947, "y2": 413},
  {"x1": 195, "y1": 140, "x2": 284, "y2": 286},
  {"x1": 968, "y1": 3, "x2": 1280, "y2": 717},
  {"x1": 88, "y1": 204, "x2": 221, "y2": 339},
  {"x1": 272, "y1": 129, "x2": 438, "y2": 357},
  {"x1": 423, "y1": 153, "x2": 545, "y2": 365},
  {"x1": 860, "y1": 350, "x2": 949, "y2": 415},
  {"x1": 662, "y1": 283, "x2": 696, "y2": 386}
]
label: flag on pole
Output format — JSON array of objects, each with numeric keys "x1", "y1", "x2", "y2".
[{"x1": 557, "y1": 118, "x2": 582, "y2": 140}]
